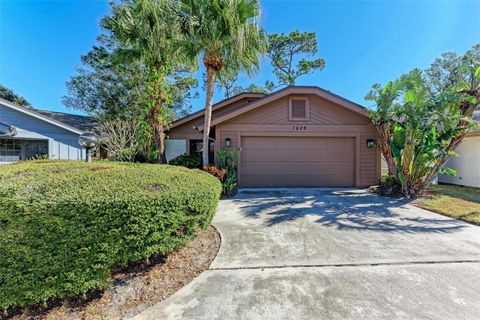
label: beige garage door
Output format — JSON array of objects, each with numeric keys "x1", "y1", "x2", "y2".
[{"x1": 241, "y1": 136, "x2": 354, "y2": 187}]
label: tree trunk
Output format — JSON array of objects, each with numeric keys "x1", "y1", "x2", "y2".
[
  {"x1": 202, "y1": 66, "x2": 216, "y2": 166},
  {"x1": 149, "y1": 101, "x2": 166, "y2": 164}
]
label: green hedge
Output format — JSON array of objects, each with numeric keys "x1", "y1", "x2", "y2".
[{"x1": 0, "y1": 161, "x2": 221, "y2": 311}]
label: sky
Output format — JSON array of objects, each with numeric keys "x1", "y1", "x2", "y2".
[{"x1": 0, "y1": 0, "x2": 479, "y2": 115}]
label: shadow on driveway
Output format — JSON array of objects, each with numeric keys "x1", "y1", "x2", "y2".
[{"x1": 233, "y1": 189, "x2": 466, "y2": 234}]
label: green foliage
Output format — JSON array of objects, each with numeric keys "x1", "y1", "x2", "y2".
[
  {"x1": 0, "y1": 84, "x2": 32, "y2": 108},
  {"x1": 217, "y1": 147, "x2": 238, "y2": 196},
  {"x1": 0, "y1": 161, "x2": 221, "y2": 310},
  {"x1": 367, "y1": 44, "x2": 480, "y2": 196},
  {"x1": 102, "y1": 0, "x2": 198, "y2": 163},
  {"x1": 169, "y1": 154, "x2": 202, "y2": 169},
  {"x1": 179, "y1": 0, "x2": 266, "y2": 165},
  {"x1": 267, "y1": 30, "x2": 325, "y2": 86},
  {"x1": 63, "y1": 35, "x2": 144, "y2": 119}
]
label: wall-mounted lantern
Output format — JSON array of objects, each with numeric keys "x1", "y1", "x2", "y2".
[
  {"x1": 366, "y1": 139, "x2": 376, "y2": 149},
  {"x1": 225, "y1": 138, "x2": 232, "y2": 148},
  {"x1": 78, "y1": 132, "x2": 99, "y2": 162}
]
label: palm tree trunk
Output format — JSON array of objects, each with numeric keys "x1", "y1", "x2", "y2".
[
  {"x1": 202, "y1": 66, "x2": 216, "y2": 165},
  {"x1": 149, "y1": 101, "x2": 167, "y2": 164}
]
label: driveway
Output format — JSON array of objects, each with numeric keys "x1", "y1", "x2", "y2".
[{"x1": 134, "y1": 189, "x2": 480, "y2": 320}]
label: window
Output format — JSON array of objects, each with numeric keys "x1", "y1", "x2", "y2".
[
  {"x1": 24, "y1": 141, "x2": 48, "y2": 160},
  {"x1": 0, "y1": 139, "x2": 22, "y2": 162},
  {"x1": 0, "y1": 139, "x2": 48, "y2": 162},
  {"x1": 289, "y1": 97, "x2": 309, "y2": 120}
]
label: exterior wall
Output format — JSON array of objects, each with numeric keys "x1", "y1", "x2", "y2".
[
  {"x1": 167, "y1": 92, "x2": 380, "y2": 187},
  {"x1": 0, "y1": 104, "x2": 84, "y2": 161},
  {"x1": 439, "y1": 134, "x2": 480, "y2": 188},
  {"x1": 216, "y1": 94, "x2": 379, "y2": 187}
]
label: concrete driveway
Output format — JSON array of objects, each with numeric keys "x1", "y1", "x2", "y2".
[{"x1": 134, "y1": 189, "x2": 480, "y2": 320}]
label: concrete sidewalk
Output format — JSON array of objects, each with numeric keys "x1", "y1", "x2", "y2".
[{"x1": 133, "y1": 189, "x2": 480, "y2": 320}]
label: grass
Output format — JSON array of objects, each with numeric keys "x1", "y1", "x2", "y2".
[{"x1": 414, "y1": 184, "x2": 480, "y2": 225}]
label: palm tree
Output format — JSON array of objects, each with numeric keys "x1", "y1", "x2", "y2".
[
  {"x1": 180, "y1": 0, "x2": 266, "y2": 165},
  {"x1": 102, "y1": 0, "x2": 183, "y2": 163}
]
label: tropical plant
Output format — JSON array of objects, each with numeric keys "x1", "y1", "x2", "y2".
[
  {"x1": 202, "y1": 165, "x2": 227, "y2": 182},
  {"x1": 179, "y1": 0, "x2": 267, "y2": 165},
  {"x1": 102, "y1": 0, "x2": 197, "y2": 163},
  {"x1": 367, "y1": 45, "x2": 480, "y2": 197},
  {"x1": 267, "y1": 30, "x2": 325, "y2": 86},
  {"x1": 0, "y1": 84, "x2": 32, "y2": 108},
  {"x1": 217, "y1": 147, "x2": 238, "y2": 196}
]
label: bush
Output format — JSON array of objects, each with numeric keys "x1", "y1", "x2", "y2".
[
  {"x1": 0, "y1": 160, "x2": 221, "y2": 311},
  {"x1": 169, "y1": 154, "x2": 202, "y2": 169},
  {"x1": 202, "y1": 165, "x2": 227, "y2": 182},
  {"x1": 378, "y1": 174, "x2": 402, "y2": 196}
]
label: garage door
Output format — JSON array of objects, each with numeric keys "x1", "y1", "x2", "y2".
[{"x1": 241, "y1": 136, "x2": 354, "y2": 187}]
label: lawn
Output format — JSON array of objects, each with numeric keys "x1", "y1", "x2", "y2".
[{"x1": 414, "y1": 184, "x2": 480, "y2": 225}]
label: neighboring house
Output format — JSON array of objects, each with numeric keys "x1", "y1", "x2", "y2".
[
  {"x1": 439, "y1": 112, "x2": 480, "y2": 188},
  {"x1": 166, "y1": 86, "x2": 380, "y2": 188},
  {"x1": 0, "y1": 98, "x2": 95, "y2": 163}
]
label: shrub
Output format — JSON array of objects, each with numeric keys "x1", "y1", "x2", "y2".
[
  {"x1": 0, "y1": 160, "x2": 221, "y2": 311},
  {"x1": 202, "y1": 165, "x2": 227, "y2": 182},
  {"x1": 169, "y1": 154, "x2": 202, "y2": 169},
  {"x1": 378, "y1": 174, "x2": 402, "y2": 196},
  {"x1": 217, "y1": 148, "x2": 238, "y2": 196}
]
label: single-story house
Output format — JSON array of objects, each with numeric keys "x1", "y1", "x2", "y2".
[
  {"x1": 439, "y1": 112, "x2": 480, "y2": 188},
  {"x1": 0, "y1": 97, "x2": 95, "y2": 163},
  {"x1": 166, "y1": 86, "x2": 380, "y2": 188}
]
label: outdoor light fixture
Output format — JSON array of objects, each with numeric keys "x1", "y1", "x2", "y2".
[
  {"x1": 366, "y1": 139, "x2": 376, "y2": 149},
  {"x1": 225, "y1": 138, "x2": 231, "y2": 148},
  {"x1": 78, "y1": 132, "x2": 99, "y2": 162}
]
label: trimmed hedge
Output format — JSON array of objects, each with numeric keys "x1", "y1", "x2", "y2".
[{"x1": 0, "y1": 161, "x2": 221, "y2": 311}]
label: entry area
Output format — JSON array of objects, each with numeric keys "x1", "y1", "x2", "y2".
[{"x1": 240, "y1": 136, "x2": 355, "y2": 187}]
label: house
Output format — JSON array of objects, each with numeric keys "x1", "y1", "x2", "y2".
[
  {"x1": 0, "y1": 98, "x2": 95, "y2": 163},
  {"x1": 439, "y1": 112, "x2": 480, "y2": 188},
  {"x1": 166, "y1": 86, "x2": 380, "y2": 188}
]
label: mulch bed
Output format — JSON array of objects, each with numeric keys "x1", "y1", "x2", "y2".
[{"x1": 7, "y1": 226, "x2": 220, "y2": 320}]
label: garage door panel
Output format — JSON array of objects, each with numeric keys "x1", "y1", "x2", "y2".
[
  {"x1": 241, "y1": 136, "x2": 354, "y2": 187},
  {"x1": 242, "y1": 161, "x2": 354, "y2": 175},
  {"x1": 242, "y1": 136, "x2": 353, "y2": 150},
  {"x1": 242, "y1": 149, "x2": 353, "y2": 162},
  {"x1": 242, "y1": 174, "x2": 354, "y2": 187}
]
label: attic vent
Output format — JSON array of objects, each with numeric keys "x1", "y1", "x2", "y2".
[{"x1": 289, "y1": 97, "x2": 309, "y2": 120}]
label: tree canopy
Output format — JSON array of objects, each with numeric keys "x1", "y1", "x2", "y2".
[
  {"x1": 179, "y1": 0, "x2": 266, "y2": 165},
  {"x1": 0, "y1": 84, "x2": 32, "y2": 108},
  {"x1": 267, "y1": 30, "x2": 325, "y2": 86}
]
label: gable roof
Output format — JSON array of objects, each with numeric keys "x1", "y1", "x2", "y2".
[
  {"x1": 198, "y1": 86, "x2": 368, "y2": 131},
  {"x1": 35, "y1": 109, "x2": 97, "y2": 132},
  {"x1": 0, "y1": 97, "x2": 93, "y2": 135},
  {"x1": 169, "y1": 92, "x2": 265, "y2": 129}
]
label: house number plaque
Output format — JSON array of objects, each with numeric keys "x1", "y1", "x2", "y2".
[{"x1": 292, "y1": 125, "x2": 307, "y2": 131}]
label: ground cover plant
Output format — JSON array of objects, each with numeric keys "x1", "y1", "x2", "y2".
[
  {"x1": 414, "y1": 184, "x2": 480, "y2": 225},
  {"x1": 0, "y1": 160, "x2": 221, "y2": 313}
]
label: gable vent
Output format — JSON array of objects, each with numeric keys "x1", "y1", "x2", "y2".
[{"x1": 291, "y1": 100, "x2": 306, "y2": 118}]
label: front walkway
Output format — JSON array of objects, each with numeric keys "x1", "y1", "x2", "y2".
[{"x1": 133, "y1": 189, "x2": 480, "y2": 320}]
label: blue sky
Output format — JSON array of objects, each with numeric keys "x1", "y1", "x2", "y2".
[{"x1": 0, "y1": 0, "x2": 479, "y2": 115}]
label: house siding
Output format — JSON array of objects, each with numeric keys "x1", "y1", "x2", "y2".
[
  {"x1": 168, "y1": 89, "x2": 380, "y2": 187},
  {"x1": 0, "y1": 104, "x2": 85, "y2": 161}
]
